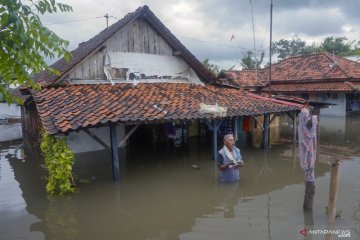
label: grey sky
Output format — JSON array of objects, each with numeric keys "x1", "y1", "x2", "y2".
[{"x1": 41, "y1": 0, "x2": 360, "y2": 70}]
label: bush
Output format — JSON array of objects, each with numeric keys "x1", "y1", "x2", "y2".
[{"x1": 40, "y1": 130, "x2": 75, "y2": 195}]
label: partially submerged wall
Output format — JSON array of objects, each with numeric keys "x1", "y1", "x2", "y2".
[
  {"x1": 67, "y1": 124, "x2": 126, "y2": 153},
  {"x1": 317, "y1": 93, "x2": 346, "y2": 117},
  {"x1": 0, "y1": 103, "x2": 20, "y2": 119}
]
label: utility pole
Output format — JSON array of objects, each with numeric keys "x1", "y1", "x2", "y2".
[
  {"x1": 104, "y1": 13, "x2": 109, "y2": 28},
  {"x1": 269, "y1": 0, "x2": 273, "y2": 97}
]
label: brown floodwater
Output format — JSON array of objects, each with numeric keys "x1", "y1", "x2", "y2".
[{"x1": 0, "y1": 116, "x2": 360, "y2": 240}]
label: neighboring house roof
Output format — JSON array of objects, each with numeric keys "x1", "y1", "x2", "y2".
[
  {"x1": 270, "y1": 52, "x2": 360, "y2": 82},
  {"x1": 262, "y1": 82, "x2": 356, "y2": 93},
  {"x1": 219, "y1": 70, "x2": 268, "y2": 88},
  {"x1": 35, "y1": 5, "x2": 218, "y2": 86},
  {"x1": 222, "y1": 52, "x2": 360, "y2": 92},
  {"x1": 33, "y1": 83, "x2": 301, "y2": 134}
]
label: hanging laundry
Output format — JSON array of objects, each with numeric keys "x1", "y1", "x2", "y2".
[
  {"x1": 242, "y1": 116, "x2": 251, "y2": 133},
  {"x1": 298, "y1": 108, "x2": 318, "y2": 182}
]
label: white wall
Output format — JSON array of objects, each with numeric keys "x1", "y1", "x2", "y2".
[
  {"x1": 67, "y1": 124, "x2": 126, "y2": 153},
  {"x1": 0, "y1": 123, "x2": 22, "y2": 141},
  {"x1": 319, "y1": 115, "x2": 346, "y2": 139},
  {"x1": 317, "y1": 93, "x2": 346, "y2": 117},
  {"x1": 0, "y1": 103, "x2": 20, "y2": 119}
]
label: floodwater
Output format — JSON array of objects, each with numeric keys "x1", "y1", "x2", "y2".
[{"x1": 1, "y1": 116, "x2": 360, "y2": 240}]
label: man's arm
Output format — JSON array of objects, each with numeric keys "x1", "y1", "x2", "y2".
[{"x1": 218, "y1": 153, "x2": 233, "y2": 171}]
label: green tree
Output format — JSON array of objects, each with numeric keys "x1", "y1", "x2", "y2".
[
  {"x1": 240, "y1": 50, "x2": 264, "y2": 70},
  {"x1": 272, "y1": 36, "x2": 312, "y2": 60},
  {"x1": 273, "y1": 36, "x2": 360, "y2": 60},
  {"x1": 318, "y1": 36, "x2": 354, "y2": 56},
  {"x1": 0, "y1": 0, "x2": 72, "y2": 104},
  {"x1": 202, "y1": 58, "x2": 220, "y2": 75}
]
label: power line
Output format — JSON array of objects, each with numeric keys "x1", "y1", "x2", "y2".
[
  {"x1": 44, "y1": 16, "x2": 103, "y2": 26},
  {"x1": 176, "y1": 34, "x2": 260, "y2": 51},
  {"x1": 111, "y1": 0, "x2": 126, "y2": 16},
  {"x1": 351, "y1": 0, "x2": 360, "y2": 13},
  {"x1": 317, "y1": 0, "x2": 347, "y2": 26},
  {"x1": 249, "y1": 0, "x2": 257, "y2": 53}
]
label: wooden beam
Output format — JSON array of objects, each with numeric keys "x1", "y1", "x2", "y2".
[
  {"x1": 262, "y1": 114, "x2": 270, "y2": 150},
  {"x1": 118, "y1": 124, "x2": 140, "y2": 147},
  {"x1": 326, "y1": 160, "x2": 340, "y2": 239},
  {"x1": 293, "y1": 111, "x2": 297, "y2": 144},
  {"x1": 83, "y1": 129, "x2": 111, "y2": 152},
  {"x1": 268, "y1": 114, "x2": 277, "y2": 127},
  {"x1": 285, "y1": 111, "x2": 294, "y2": 120},
  {"x1": 254, "y1": 117, "x2": 264, "y2": 131},
  {"x1": 110, "y1": 123, "x2": 120, "y2": 181}
]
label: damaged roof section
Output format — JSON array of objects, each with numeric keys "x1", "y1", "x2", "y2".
[{"x1": 33, "y1": 83, "x2": 302, "y2": 135}]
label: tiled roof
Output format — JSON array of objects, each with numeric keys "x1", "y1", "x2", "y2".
[
  {"x1": 33, "y1": 83, "x2": 302, "y2": 134},
  {"x1": 221, "y1": 53, "x2": 360, "y2": 87},
  {"x1": 35, "y1": 5, "x2": 217, "y2": 86},
  {"x1": 262, "y1": 82, "x2": 357, "y2": 92},
  {"x1": 270, "y1": 52, "x2": 360, "y2": 82},
  {"x1": 220, "y1": 70, "x2": 268, "y2": 87}
]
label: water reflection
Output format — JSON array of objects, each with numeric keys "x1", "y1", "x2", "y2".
[{"x1": 0, "y1": 116, "x2": 359, "y2": 240}]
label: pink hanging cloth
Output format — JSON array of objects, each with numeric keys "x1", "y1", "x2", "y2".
[{"x1": 298, "y1": 108, "x2": 318, "y2": 182}]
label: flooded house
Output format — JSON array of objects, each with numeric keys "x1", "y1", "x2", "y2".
[
  {"x1": 17, "y1": 5, "x2": 303, "y2": 181},
  {"x1": 220, "y1": 52, "x2": 360, "y2": 117}
]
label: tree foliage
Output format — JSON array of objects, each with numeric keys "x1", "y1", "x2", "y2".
[
  {"x1": 272, "y1": 36, "x2": 312, "y2": 60},
  {"x1": 240, "y1": 50, "x2": 264, "y2": 70},
  {"x1": 0, "y1": 0, "x2": 72, "y2": 104},
  {"x1": 319, "y1": 36, "x2": 354, "y2": 56},
  {"x1": 202, "y1": 58, "x2": 220, "y2": 75},
  {"x1": 273, "y1": 35, "x2": 360, "y2": 60}
]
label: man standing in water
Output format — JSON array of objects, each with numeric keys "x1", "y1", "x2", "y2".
[{"x1": 217, "y1": 134, "x2": 244, "y2": 182}]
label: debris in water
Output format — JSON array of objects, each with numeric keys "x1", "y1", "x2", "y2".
[{"x1": 191, "y1": 164, "x2": 201, "y2": 169}]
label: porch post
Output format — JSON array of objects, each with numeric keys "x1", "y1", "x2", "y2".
[
  {"x1": 293, "y1": 111, "x2": 297, "y2": 144},
  {"x1": 205, "y1": 119, "x2": 223, "y2": 160},
  {"x1": 262, "y1": 114, "x2": 270, "y2": 150},
  {"x1": 212, "y1": 122, "x2": 218, "y2": 161},
  {"x1": 110, "y1": 123, "x2": 120, "y2": 181}
]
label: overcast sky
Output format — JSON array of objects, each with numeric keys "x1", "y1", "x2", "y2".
[{"x1": 41, "y1": 0, "x2": 360, "y2": 70}]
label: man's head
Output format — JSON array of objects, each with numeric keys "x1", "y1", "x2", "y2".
[{"x1": 223, "y1": 134, "x2": 235, "y2": 150}]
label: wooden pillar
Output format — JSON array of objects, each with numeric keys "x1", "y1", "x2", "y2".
[
  {"x1": 326, "y1": 160, "x2": 340, "y2": 239},
  {"x1": 262, "y1": 114, "x2": 270, "y2": 150},
  {"x1": 293, "y1": 111, "x2": 297, "y2": 144},
  {"x1": 303, "y1": 181, "x2": 315, "y2": 211},
  {"x1": 205, "y1": 120, "x2": 223, "y2": 160},
  {"x1": 110, "y1": 123, "x2": 120, "y2": 181},
  {"x1": 212, "y1": 122, "x2": 218, "y2": 161}
]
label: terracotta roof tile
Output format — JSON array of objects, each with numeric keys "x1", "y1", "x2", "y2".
[
  {"x1": 33, "y1": 83, "x2": 302, "y2": 134},
  {"x1": 262, "y1": 82, "x2": 357, "y2": 92},
  {"x1": 220, "y1": 69, "x2": 268, "y2": 87},
  {"x1": 226, "y1": 53, "x2": 360, "y2": 84}
]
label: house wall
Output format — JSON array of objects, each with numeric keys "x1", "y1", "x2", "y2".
[
  {"x1": 21, "y1": 103, "x2": 42, "y2": 150},
  {"x1": 68, "y1": 19, "x2": 174, "y2": 80},
  {"x1": 316, "y1": 93, "x2": 346, "y2": 117},
  {"x1": 0, "y1": 103, "x2": 21, "y2": 119},
  {"x1": 251, "y1": 115, "x2": 280, "y2": 148},
  {"x1": 67, "y1": 124, "x2": 126, "y2": 154}
]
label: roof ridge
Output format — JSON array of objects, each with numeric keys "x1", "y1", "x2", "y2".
[
  {"x1": 321, "y1": 52, "x2": 351, "y2": 79},
  {"x1": 38, "y1": 5, "x2": 217, "y2": 86}
]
